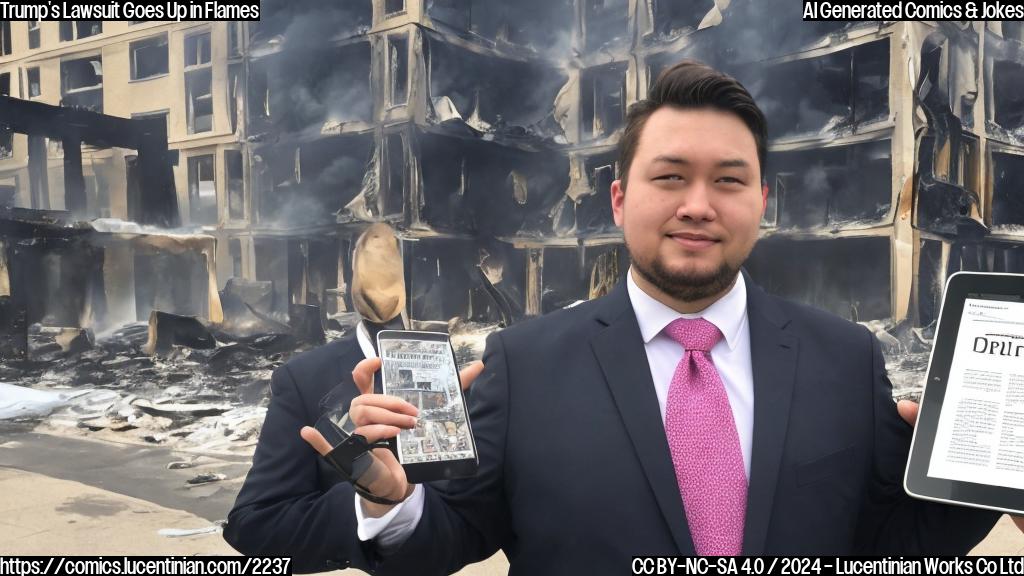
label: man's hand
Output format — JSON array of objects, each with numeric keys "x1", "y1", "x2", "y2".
[
  {"x1": 300, "y1": 358, "x2": 485, "y2": 517},
  {"x1": 897, "y1": 400, "x2": 919, "y2": 427},
  {"x1": 897, "y1": 399, "x2": 1024, "y2": 533}
]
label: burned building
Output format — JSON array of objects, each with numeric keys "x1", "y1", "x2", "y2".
[
  {"x1": 244, "y1": 0, "x2": 607, "y2": 329},
  {"x1": 0, "y1": 95, "x2": 216, "y2": 357},
  {"x1": 1, "y1": 10, "x2": 1024, "y2": 404},
  {"x1": 0, "y1": 21, "x2": 245, "y2": 330}
]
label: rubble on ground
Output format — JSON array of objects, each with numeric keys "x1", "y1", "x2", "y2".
[{"x1": 0, "y1": 316, "x2": 356, "y2": 455}]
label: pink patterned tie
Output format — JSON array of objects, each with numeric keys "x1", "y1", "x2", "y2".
[{"x1": 664, "y1": 317, "x2": 747, "y2": 556}]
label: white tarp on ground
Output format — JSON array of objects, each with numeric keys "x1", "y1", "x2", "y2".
[{"x1": 0, "y1": 383, "x2": 69, "y2": 419}]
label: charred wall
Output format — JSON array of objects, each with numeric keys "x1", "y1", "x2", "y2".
[
  {"x1": 991, "y1": 151, "x2": 1024, "y2": 228},
  {"x1": 249, "y1": 41, "x2": 373, "y2": 136},
  {"x1": 426, "y1": 34, "x2": 569, "y2": 134},
  {"x1": 747, "y1": 236, "x2": 892, "y2": 322},
  {"x1": 10, "y1": 9, "x2": 1024, "y2": 395},
  {"x1": 769, "y1": 140, "x2": 892, "y2": 230},
  {"x1": 416, "y1": 130, "x2": 570, "y2": 236},
  {"x1": 254, "y1": 133, "x2": 374, "y2": 228},
  {"x1": 426, "y1": 0, "x2": 574, "y2": 54},
  {"x1": 540, "y1": 243, "x2": 628, "y2": 313},
  {"x1": 752, "y1": 39, "x2": 890, "y2": 141},
  {"x1": 133, "y1": 249, "x2": 209, "y2": 320},
  {"x1": 253, "y1": 0, "x2": 372, "y2": 44}
]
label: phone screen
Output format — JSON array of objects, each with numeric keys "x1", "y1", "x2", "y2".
[{"x1": 378, "y1": 333, "x2": 476, "y2": 465}]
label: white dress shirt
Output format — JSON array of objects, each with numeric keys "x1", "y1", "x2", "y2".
[
  {"x1": 353, "y1": 322, "x2": 426, "y2": 547},
  {"x1": 354, "y1": 269, "x2": 755, "y2": 546},
  {"x1": 626, "y1": 269, "x2": 754, "y2": 478}
]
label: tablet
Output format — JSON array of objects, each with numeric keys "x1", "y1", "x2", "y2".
[{"x1": 905, "y1": 271, "x2": 1024, "y2": 514}]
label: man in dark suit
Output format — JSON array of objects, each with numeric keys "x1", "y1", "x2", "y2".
[
  {"x1": 222, "y1": 333, "x2": 368, "y2": 573},
  {"x1": 222, "y1": 223, "x2": 485, "y2": 572},
  {"x1": 223, "y1": 329, "x2": 483, "y2": 572},
  {"x1": 308, "y1": 60, "x2": 1002, "y2": 573}
]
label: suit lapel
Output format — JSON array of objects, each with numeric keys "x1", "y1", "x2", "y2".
[
  {"x1": 317, "y1": 335, "x2": 365, "y2": 415},
  {"x1": 741, "y1": 272, "x2": 799, "y2": 555},
  {"x1": 590, "y1": 284, "x2": 696, "y2": 555}
]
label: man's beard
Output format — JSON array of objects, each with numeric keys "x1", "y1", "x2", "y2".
[{"x1": 629, "y1": 246, "x2": 741, "y2": 303}]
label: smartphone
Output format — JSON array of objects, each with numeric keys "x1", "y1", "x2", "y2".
[{"x1": 376, "y1": 330, "x2": 479, "y2": 483}]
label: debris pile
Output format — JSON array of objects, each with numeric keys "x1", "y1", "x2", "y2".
[{"x1": 1, "y1": 316, "x2": 354, "y2": 454}]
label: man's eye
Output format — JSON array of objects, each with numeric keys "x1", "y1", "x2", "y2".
[
  {"x1": 718, "y1": 177, "x2": 744, "y2": 184},
  {"x1": 654, "y1": 175, "x2": 683, "y2": 181}
]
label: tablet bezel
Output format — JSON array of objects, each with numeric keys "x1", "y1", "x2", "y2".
[{"x1": 905, "y1": 271, "x2": 1024, "y2": 515}]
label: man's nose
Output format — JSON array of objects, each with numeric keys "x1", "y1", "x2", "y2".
[{"x1": 675, "y1": 182, "x2": 716, "y2": 221}]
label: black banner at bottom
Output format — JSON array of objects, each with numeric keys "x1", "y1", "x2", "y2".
[
  {"x1": 0, "y1": 557, "x2": 291, "y2": 576},
  {"x1": 631, "y1": 556, "x2": 1024, "y2": 576}
]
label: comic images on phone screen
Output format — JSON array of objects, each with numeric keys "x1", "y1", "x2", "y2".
[{"x1": 379, "y1": 337, "x2": 475, "y2": 465}]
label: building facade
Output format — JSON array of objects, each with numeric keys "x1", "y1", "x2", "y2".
[{"x1": 1, "y1": 7, "x2": 1022, "y2": 387}]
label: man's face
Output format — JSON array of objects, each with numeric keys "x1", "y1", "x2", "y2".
[{"x1": 611, "y1": 106, "x2": 766, "y2": 303}]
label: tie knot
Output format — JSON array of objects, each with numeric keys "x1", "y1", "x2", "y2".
[{"x1": 665, "y1": 317, "x2": 722, "y2": 352}]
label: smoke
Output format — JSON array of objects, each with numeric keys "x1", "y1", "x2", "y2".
[
  {"x1": 426, "y1": 0, "x2": 575, "y2": 58},
  {"x1": 426, "y1": 35, "x2": 569, "y2": 134},
  {"x1": 255, "y1": 0, "x2": 370, "y2": 45},
  {"x1": 256, "y1": 135, "x2": 374, "y2": 228}
]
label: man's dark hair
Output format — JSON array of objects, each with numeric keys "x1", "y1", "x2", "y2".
[{"x1": 618, "y1": 59, "x2": 767, "y2": 190}]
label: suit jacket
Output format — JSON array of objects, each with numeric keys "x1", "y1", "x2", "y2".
[
  {"x1": 222, "y1": 334, "x2": 372, "y2": 573},
  {"x1": 369, "y1": 272, "x2": 999, "y2": 575}
]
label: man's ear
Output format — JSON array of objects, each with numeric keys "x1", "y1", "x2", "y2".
[
  {"x1": 761, "y1": 182, "x2": 769, "y2": 215},
  {"x1": 611, "y1": 179, "x2": 625, "y2": 228}
]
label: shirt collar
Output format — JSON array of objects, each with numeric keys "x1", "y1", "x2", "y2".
[
  {"x1": 356, "y1": 321, "x2": 378, "y2": 359},
  {"x1": 626, "y1": 267, "x2": 747, "y2": 350}
]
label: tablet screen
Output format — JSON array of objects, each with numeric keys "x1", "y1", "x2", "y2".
[{"x1": 928, "y1": 293, "x2": 1024, "y2": 489}]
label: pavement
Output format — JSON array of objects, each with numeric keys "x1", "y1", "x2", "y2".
[
  {"x1": 0, "y1": 468, "x2": 235, "y2": 556},
  {"x1": 0, "y1": 429, "x2": 1020, "y2": 573},
  {"x1": 0, "y1": 426, "x2": 508, "y2": 574}
]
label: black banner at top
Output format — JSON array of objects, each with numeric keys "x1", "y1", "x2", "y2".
[
  {"x1": 0, "y1": 0, "x2": 261, "y2": 22},
  {"x1": 802, "y1": 0, "x2": 1024, "y2": 21}
]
